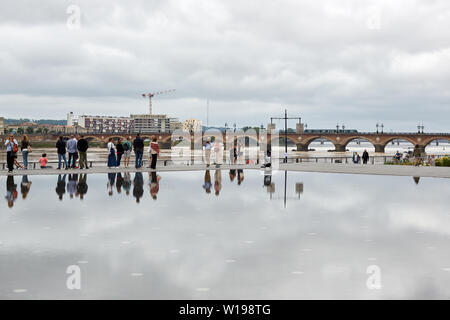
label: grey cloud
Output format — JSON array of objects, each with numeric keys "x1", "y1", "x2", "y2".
[{"x1": 0, "y1": 0, "x2": 450, "y2": 131}]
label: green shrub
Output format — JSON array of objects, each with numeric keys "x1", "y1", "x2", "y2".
[
  {"x1": 442, "y1": 157, "x2": 450, "y2": 167},
  {"x1": 435, "y1": 157, "x2": 450, "y2": 167}
]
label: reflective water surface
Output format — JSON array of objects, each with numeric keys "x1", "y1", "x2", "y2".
[{"x1": 1, "y1": 170, "x2": 450, "y2": 299}]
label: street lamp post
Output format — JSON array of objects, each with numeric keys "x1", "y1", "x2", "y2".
[
  {"x1": 381, "y1": 123, "x2": 384, "y2": 134},
  {"x1": 417, "y1": 124, "x2": 421, "y2": 134},
  {"x1": 336, "y1": 124, "x2": 339, "y2": 133},
  {"x1": 270, "y1": 109, "x2": 301, "y2": 163},
  {"x1": 376, "y1": 123, "x2": 379, "y2": 134}
]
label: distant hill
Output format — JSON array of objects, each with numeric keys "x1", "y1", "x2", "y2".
[{"x1": 5, "y1": 118, "x2": 66, "y2": 125}]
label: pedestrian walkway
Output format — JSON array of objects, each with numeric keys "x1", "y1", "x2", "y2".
[{"x1": 1, "y1": 163, "x2": 450, "y2": 178}]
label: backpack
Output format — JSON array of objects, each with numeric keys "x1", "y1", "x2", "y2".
[
  {"x1": 123, "y1": 141, "x2": 130, "y2": 151},
  {"x1": 12, "y1": 141, "x2": 18, "y2": 153}
]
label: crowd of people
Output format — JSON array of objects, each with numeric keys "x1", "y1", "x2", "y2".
[
  {"x1": 3, "y1": 133, "x2": 161, "y2": 173},
  {"x1": 3, "y1": 133, "x2": 446, "y2": 172}
]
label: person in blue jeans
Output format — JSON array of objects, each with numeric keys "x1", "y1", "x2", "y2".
[
  {"x1": 133, "y1": 133, "x2": 144, "y2": 169},
  {"x1": 21, "y1": 134, "x2": 31, "y2": 170},
  {"x1": 56, "y1": 136, "x2": 68, "y2": 170}
]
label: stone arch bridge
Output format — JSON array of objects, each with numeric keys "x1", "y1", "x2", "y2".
[{"x1": 3, "y1": 132, "x2": 450, "y2": 153}]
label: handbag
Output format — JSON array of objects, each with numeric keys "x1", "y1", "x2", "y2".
[{"x1": 12, "y1": 142, "x2": 18, "y2": 154}]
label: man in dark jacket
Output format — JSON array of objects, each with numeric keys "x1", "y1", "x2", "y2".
[
  {"x1": 77, "y1": 135, "x2": 89, "y2": 169},
  {"x1": 362, "y1": 150, "x2": 369, "y2": 164},
  {"x1": 56, "y1": 136, "x2": 68, "y2": 170},
  {"x1": 133, "y1": 133, "x2": 144, "y2": 169}
]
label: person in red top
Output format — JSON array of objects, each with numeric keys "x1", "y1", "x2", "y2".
[
  {"x1": 148, "y1": 136, "x2": 160, "y2": 169},
  {"x1": 40, "y1": 153, "x2": 49, "y2": 169}
]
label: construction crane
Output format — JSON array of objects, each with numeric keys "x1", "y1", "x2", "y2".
[{"x1": 141, "y1": 89, "x2": 175, "y2": 115}]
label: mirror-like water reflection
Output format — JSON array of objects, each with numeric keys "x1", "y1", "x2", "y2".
[{"x1": 1, "y1": 170, "x2": 450, "y2": 299}]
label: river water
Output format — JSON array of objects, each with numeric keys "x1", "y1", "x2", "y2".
[{"x1": 1, "y1": 170, "x2": 450, "y2": 299}]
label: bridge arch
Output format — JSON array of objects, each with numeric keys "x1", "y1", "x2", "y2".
[
  {"x1": 424, "y1": 138, "x2": 450, "y2": 153},
  {"x1": 383, "y1": 136, "x2": 416, "y2": 147},
  {"x1": 299, "y1": 136, "x2": 337, "y2": 152},
  {"x1": 83, "y1": 135, "x2": 105, "y2": 144},
  {"x1": 342, "y1": 137, "x2": 376, "y2": 152},
  {"x1": 382, "y1": 137, "x2": 416, "y2": 154}
]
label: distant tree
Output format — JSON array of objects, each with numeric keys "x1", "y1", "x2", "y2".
[
  {"x1": 43, "y1": 128, "x2": 49, "y2": 134},
  {"x1": 17, "y1": 127, "x2": 24, "y2": 134},
  {"x1": 36, "y1": 128, "x2": 43, "y2": 134},
  {"x1": 26, "y1": 127, "x2": 34, "y2": 134}
]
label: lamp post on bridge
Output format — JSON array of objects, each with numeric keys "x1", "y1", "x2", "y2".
[
  {"x1": 381, "y1": 123, "x2": 384, "y2": 134},
  {"x1": 336, "y1": 124, "x2": 339, "y2": 133},
  {"x1": 376, "y1": 123, "x2": 379, "y2": 134}
]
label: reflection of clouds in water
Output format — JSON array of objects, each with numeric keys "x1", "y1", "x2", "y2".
[{"x1": 1, "y1": 172, "x2": 450, "y2": 298}]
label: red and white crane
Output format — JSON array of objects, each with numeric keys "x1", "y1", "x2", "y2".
[{"x1": 141, "y1": 89, "x2": 176, "y2": 115}]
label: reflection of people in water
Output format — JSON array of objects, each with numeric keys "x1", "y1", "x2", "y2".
[
  {"x1": 107, "y1": 172, "x2": 116, "y2": 196},
  {"x1": 133, "y1": 172, "x2": 144, "y2": 203},
  {"x1": 123, "y1": 172, "x2": 131, "y2": 196},
  {"x1": 20, "y1": 175, "x2": 32, "y2": 199},
  {"x1": 77, "y1": 174, "x2": 88, "y2": 200},
  {"x1": 116, "y1": 173, "x2": 124, "y2": 194},
  {"x1": 229, "y1": 169, "x2": 236, "y2": 182},
  {"x1": 214, "y1": 169, "x2": 222, "y2": 196},
  {"x1": 5, "y1": 175, "x2": 18, "y2": 208},
  {"x1": 67, "y1": 174, "x2": 78, "y2": 199},
  {"x1": 56, "y1": 174, "x2": 67, "y2": 201},
  {"x1": 203, "y1": 170, "x2": 211, "y2": 194},
  {"x1": 263, "y1": 168, "x2": 272, "y2": 187},
  {"x1": 237, "y1": 169, "x2": 244, "y2": 185},
  {"x1": 149, "y1": 172, "x2": 161, "y2": 200}
]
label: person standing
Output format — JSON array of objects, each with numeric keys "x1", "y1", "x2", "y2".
[
  {"x1": 362, "y1": 149, "x2": 369, "y2": 164},
  {"x1": 77, "y1": 135, "x2": 89, "y2": 170},
  {"x1": 21, "y1": 134, "x2": 31, "y2": 170},
  {"x1": 413, "y1": 144, "x2": 422, "y2": 166},
  {"x1": 204, "y1": 138, "x2": 212, "y2": 167},
  {"x1": 148, "y1": 136, "x2": 160, "y2": 169},
  {"x1": 107, "y1": 138, "x2": 117, "y2": 168},
  {"x1": 123, "y1": 136, "x2": 132, "y2": 168},
  {"x1": 214, "y1": 140, "x2": 222, "y2": 168},
  {"x1": 133, "y1": 133, "x2": 144, "y2": 169},
  {"x1": 67, "y1": 135, "x2": 78, "y2": 169},
  {"x1": 116, "y1": 138, "x2": 124, "y2": 167},
  {"x1": 56, "y1": 136, "x2": 68, "y2": 170},
  {"x1": 5, "y1": 133, "x2": 19, "y2": 173}
]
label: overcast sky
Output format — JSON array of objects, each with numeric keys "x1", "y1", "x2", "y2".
[{"x1": 1, "y1": 0, "x2": 450, "y2": 131}]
